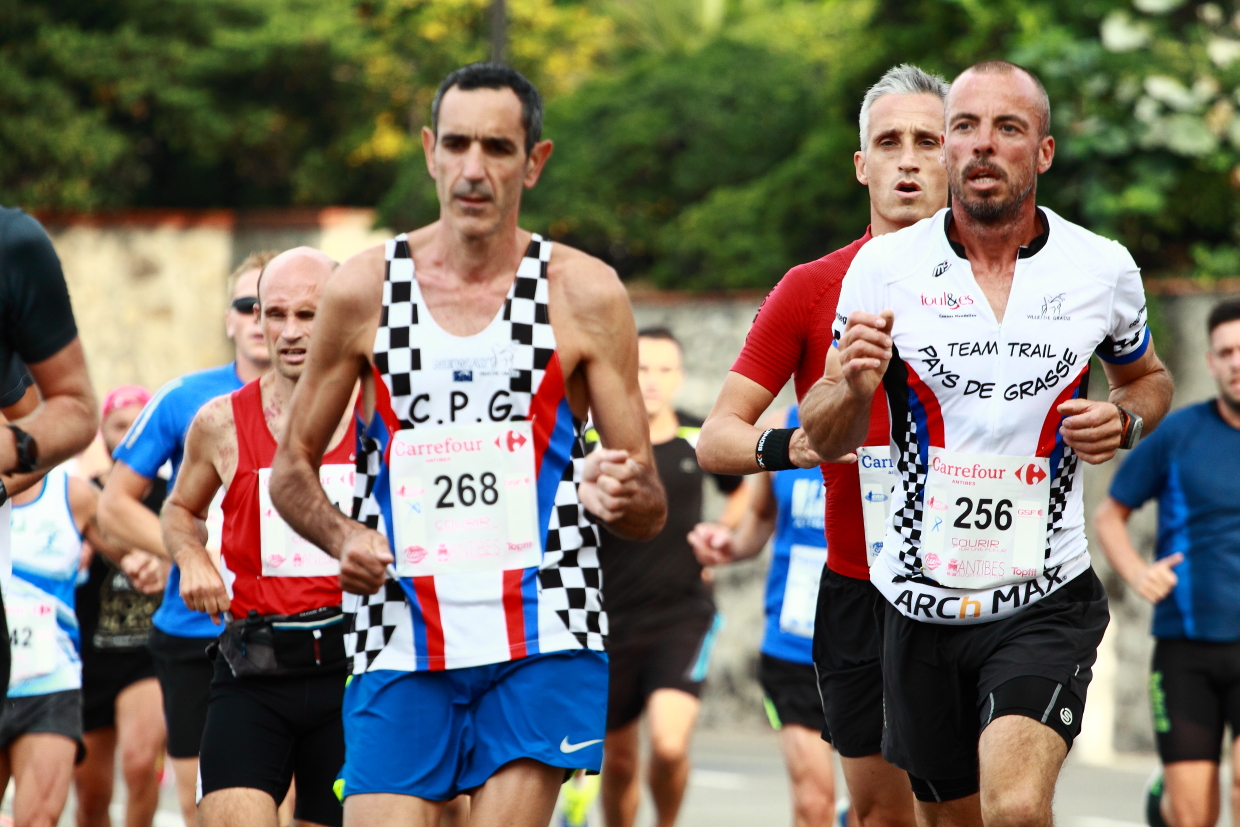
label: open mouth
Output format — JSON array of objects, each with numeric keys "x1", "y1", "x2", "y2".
[
  {"x1": 280, "y1": 348, "x2": 306, "y2": 361},
  {"x1": 894, "y1": 181, "x2": 921, "y2": 196},
  {"x1": 967, "y1": 167, "x2": 1004, "y2": 186}
]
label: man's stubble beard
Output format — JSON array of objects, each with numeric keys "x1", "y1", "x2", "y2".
[
  {"x1": 1219, "y1": 383, "x2": 1240, "y2": 417},
  {"x1": 949, "y1": 160, "x2": 1038, "y2": 225}
]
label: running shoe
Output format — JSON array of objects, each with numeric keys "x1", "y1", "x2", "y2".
[
  {"x1": 560, "y1": 770, "x2": 601, "y2": 827},
  {"x1": 1145, "y1": 769, "x2": 1168, "y2": 827}
]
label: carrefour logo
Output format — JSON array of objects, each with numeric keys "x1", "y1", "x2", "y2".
[{"x1": 1014, "y1": 463, "x2": 1047, "y2": 485}]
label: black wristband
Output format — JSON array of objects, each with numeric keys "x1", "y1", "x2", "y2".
[
  {"x1": 6, "y1": 425, "x2": 37, "y2": 474},
  {"x1": 755, "y1": 428, "x2": 797, "y2": 472}
]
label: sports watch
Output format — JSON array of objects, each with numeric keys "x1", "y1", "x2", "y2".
[
  {"x1": 1117, "y1": 406, "x2": 1144, "y2": 450},
  {"x1": 6, "y1": 424, "x2": 38, "y2": 473}
]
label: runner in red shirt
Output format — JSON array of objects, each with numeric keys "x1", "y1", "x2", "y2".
[
  {"x1": 695, "y1": 64, "x2": 949, "y2": 827},
  {"x1": 162, "y1": 247, "x2": 355, "y2": 827}
]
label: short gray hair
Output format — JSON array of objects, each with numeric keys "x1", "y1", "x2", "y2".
[{"x1": 858, "y1": 64, "x2": 949, "y2": 150}]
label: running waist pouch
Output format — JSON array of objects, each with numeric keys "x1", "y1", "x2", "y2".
[{"x1": 216, "y1": 606, "x2": 345, "y2": 678}]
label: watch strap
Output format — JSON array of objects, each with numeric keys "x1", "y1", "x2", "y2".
[{"x1": 6, "y1": 425, "x2": 37, "y2": 474}]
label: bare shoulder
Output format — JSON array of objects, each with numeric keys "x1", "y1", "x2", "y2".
[
  {"x1": 545, "y1": 241, "x2": 629, "y2": 327},
  {"x1": 325, "y1": 243, "x2": 387, "y2": 315},
  {"x1": 187, "y1": 394, "x2": 235, "y2": 448}
]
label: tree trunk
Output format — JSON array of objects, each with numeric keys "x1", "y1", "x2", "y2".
[{"x1": 490, "y1": 0, "x2": 506, "y2": 64}]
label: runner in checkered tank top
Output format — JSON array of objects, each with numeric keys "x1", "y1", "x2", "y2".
[{"x1": 267, "y1": 63, "x2": 666, "y2": 823}]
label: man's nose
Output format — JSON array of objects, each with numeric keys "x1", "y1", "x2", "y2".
[{"x1": 462, "y1": 143, "x2": 487, "y2": 179}]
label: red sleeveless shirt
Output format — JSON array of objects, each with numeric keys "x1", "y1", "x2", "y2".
[{"x1": 220, "y1": 379, "x2": 355, "y2": 617}]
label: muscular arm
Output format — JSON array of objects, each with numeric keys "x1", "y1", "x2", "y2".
[
  {"x1": 98, "y1": 463, "x2": 168, "y2": 560},
  {"x1": 271, "y1": 248, "x2": 387, "y2": 595},
  {"x1": 67, "y1": 476, "x2": 125, "y2": 564},
  {"x1": 1, "y1": 340, "x2": 99, "y2": 495},
  {"x1": 1093, "y1": 495, "x2": 1180, "y2": 603},
  {"x1": 558, "y1": 255, "x2": 665, "y2": 541},
  {"x1": 161, "y1": 400, "x2": 232, "y2": 622},
  {"x1": 697, "y1": 373, "x2": 821, "y2": 474},
  {"x1": 1058, "y1": 346, "x2": 1174, "y2": 465},
  {"x1": 800, "y1": 311, "x2": 894, "y2": 460}
]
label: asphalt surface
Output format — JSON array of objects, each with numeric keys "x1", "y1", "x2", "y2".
[{"x1": 7, "y1": 728, "x2": 1224, "y2": 827}]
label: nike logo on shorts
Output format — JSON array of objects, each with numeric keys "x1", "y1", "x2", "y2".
[{"x1": 559, "y1": 737, "x2": 603, "y2": 754}]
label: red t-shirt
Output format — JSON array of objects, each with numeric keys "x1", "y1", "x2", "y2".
[
  {"x1": 220, "y1": 380, "x2": 354, "y2": 617},
  {"x1": 731, "y1": 231, "x2": 889, "y2": 580}
]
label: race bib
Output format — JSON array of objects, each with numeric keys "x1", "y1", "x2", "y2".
[
  {"x1": 257, "y1": 465, "x2": 352, "y2": 577},
  {"x1": 779, "y1": 544, "x2": 827, "y2": 638},
  {"x1": 0, "y1": 501, "x2": 10, "y2": 592},
  {"x1": 919, "y1": 449, "x2": 1049, "y2": 589},
  {"x1": 7, "y1": 595, "x2": 57, "y2": 685},
  {"x1": 856, "y1": 446, "x2": 897, "y2": 565},
  {"x1": 390, "y1": 422, "x2": 542, "y2": 578}
]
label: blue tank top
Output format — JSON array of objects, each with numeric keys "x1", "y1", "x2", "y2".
[{"x1": 761, "y1": 407, "x2": 827, "y2": 665}]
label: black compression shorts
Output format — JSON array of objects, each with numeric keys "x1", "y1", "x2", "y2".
[
  {"x1": 81, "y1": 648, "x2": 157, "y2": 732},
  {"x1": 759, "y1": 654, "x2": 825, "y2": 732},
  {"x1": 879, "y1": 568, "x2": 1108, "y2": 796},
  {"x1": 1151, "y1": 638, "x2": 1240, "y2": 764},
  {"x1": 812, "y1": 569, "x2": 884, "y2": 757},
  {"x1": 148, "y1": 629, "x2": 214, "y2": 759},
  {"x1": 606, "y1": 611, "x2": 719, "y2": 731},
  {"x1": 198, "y1": 656, "x2": 345, "y2": 827}
]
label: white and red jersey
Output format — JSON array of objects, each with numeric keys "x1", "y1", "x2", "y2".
[
  {"x1": 219, "y1": 380, "x2": 353, "y2": 618},
  {"x1": 345, "y1": 235, "x2": 603, "y2": 673},
  {"x1": 832, "y1": 207, "x2": 1150, "y2": 623}
]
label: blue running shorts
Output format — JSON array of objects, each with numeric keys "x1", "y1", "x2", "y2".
[{"x1": 337, "y1": 650, "x2": 608, "y2": 801}]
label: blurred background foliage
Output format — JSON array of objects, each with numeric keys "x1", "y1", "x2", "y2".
[{"x1": 5, "y1": 0, "x2": 1240, "y2": 288}]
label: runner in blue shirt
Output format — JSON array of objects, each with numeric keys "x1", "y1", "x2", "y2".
[
  {"x1": 1095, "y1": 298, "x2": 1240, "y2": 827},
  {"x1": 97, "y1": 250, "x2": 275, "y2": 827},
  {"x1": 690, "y1": 406, "x2": 839, "y2": 827}
]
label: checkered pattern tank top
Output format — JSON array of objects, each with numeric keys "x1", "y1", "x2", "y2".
[{"x1": 344, "y1": 234, "x2": 606, "y2": 673}]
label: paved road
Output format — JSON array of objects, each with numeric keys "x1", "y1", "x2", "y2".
[{"x1": 11, "y1": 727, "x2": 1224, "y2": 827}]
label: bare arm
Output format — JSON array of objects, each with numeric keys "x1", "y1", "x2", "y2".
[
  {"x1": 800, "y1": 310, "x2": 894, "y2": 460},
  {"x1": 2, "y1": 339, "x2": 99, "y2": 495},
  {"x1": 697, "y1": 373, "x2": 821, "y2": 474},
  {"x1": 98, "y1": 463, "x2": 169, "y2": 560},
  {"x1": 161, "y1": 399, "x2": 233, "y2": 622},
  {"x1": 271, "y1": 248, "x2": 389, "y2": 596},
  {"x1": 1058, "y1": 346, "x2": 1174, "y2": 465},
  {"x1": 1093, "y1": 495, "x2": 1180, "y2": 603},
  {"x1": 560, "y1": 256, "x2": 666, "y2": 541}
]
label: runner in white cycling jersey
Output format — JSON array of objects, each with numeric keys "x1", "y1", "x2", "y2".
[{"x1": 801, "y1": 60, "x2": 1174, "y2": 827}]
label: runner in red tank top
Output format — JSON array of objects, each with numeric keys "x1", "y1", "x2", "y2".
[
  {"x1": 694, "y1": 65, "x2": 950, "y2": 827},
  {"x1": 162, "y1": 247, "x2": 355, "y2": 827}
]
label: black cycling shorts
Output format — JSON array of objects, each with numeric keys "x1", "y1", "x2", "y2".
[
  {"x1": 606, "y1": 611, "x2": 719, "y2": 731},
  {"x1": 148, "y1": 629, "x2": 214, "y2": 759},
  {"x1": 759, "y1": 654, "x2": 825, "y2": 733},
  {"x1": 880, "y1": 568, "x2": 1108, "y2": 793},
  {"x1": 198, "y1": 656, "x2": 345, "y2": 827},
  {"x1": 812, "y1": 569, "x2": 884, "y2": 757},
  {"x1": 1150, "y1": 638, "x2": 1240, "y2": 764}
]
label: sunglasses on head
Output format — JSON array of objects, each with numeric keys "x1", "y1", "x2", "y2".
[{"x1": 231, "y1": 296, "x2": 259, "y2": 314}]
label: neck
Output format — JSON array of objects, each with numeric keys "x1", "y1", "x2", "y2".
[
  {"x1": 10, "y1": 475, "x2": 45, "y2": 506},
  {"x1": 1218, "y1": 395, "x2": 1240, "y2": 429},
  {"x1": 259, "y1": 370, "x2": 298, "y2": 436},
  {"x1": 433, "y1": 214, "x2": 526, "y2": 285},
  {"x1": 648, "y1": 406, "x2": 679, "y2": 444},
  {"x1": 234, "y1": 352, "x2": 269, "y2": 383},
  {"x1": 948, "y1": 195, "x2": 1041, "y2": 268},
  {"x1": 869, "y1": 208, "x2": 906, "y2": 237}
]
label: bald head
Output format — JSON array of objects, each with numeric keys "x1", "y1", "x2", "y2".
[
  {"x1": 257, "y1": 247, "x2": 338, "y2": 381},
  {"x1": 949, "y1": 61, "x2": 1050, "y2": 138}
]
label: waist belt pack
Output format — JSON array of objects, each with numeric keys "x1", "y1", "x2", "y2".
[{"x1": 216, "y1": 605, "x2": 345, "y2": 678}]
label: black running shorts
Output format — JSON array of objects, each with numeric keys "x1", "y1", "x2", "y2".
[
  {"x1": 606, "y1": 611, "x2": 719, "y2": 731},
  {"x1": 0, "y1": 690, "x2": 84, "y2": 759},
  {"x1": 148, "y1": 629, "x2": 214, "y2": 759},
  {"x1": 812, "y1": 569, "x2": 884, "y2": 757},
  {"x1": 81, "y1": 648, "x2": 157, "y2": 732},
  {"x1": 1150, "y1": 638, "x2": 1240, "y2": 764},
  {"x1": 198, "y1": 656, "x2": 345, "y2": 827},
  {"x1": 879, "y1": 568, "x2": 1108, "y2": 790},
  {"x1": 759, "y1": 654, "x2": 825, "y2": 732}
]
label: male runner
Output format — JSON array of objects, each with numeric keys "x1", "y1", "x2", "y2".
[
  {"x1": 163, "y1": 247, "x2": 349, "y2": 827},
  {"x1": 594, "y1": 327, "x2": 744, "y2": 827},
  {"x1": 0, "y1": 206, "x2": 101, "y2": 691},
  {"x1": 801, "y1": 61, "x2": 1173, "y2": 826},
  {"x1": 269, "y1": 62, "x2": 666, "y2": 827},
  {"x1": 4, "y1": 466, "x2": 117, "y2": 827},
  {"x1": 99, "y1": 250, "x2": 276, "y2": 826},
  {"x1": 692, "y1": 405, "x2": 838, "y2": 827},
  {"x1": 75, "y1": 385, "x2": 168, "y2": 827},
  {"x1": 697, "y1": 63, "x2": 949, "y2": 827},
  {"x1": 1094, "y1": 298, "x2": 1240, "y2": 827}
]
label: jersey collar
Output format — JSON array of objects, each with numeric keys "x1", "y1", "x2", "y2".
[{"x1": 942, "y1": 207, "x2": 1050, "y2": 260}]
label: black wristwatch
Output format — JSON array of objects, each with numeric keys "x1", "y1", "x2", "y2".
[
  {"x1": 0, "y1": 478, "x2": 7, "y2": 507},
  {"x1": 1117, "y1": 406, "x2": 1144, "y2": 450},
  {"x1": 6, "y1": 424, "x2": 38, "y2": 473}
]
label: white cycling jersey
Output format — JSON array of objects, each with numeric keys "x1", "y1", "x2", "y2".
[{"x1": 832, "y1": 207, "x2": 1150, "y2": 624}]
